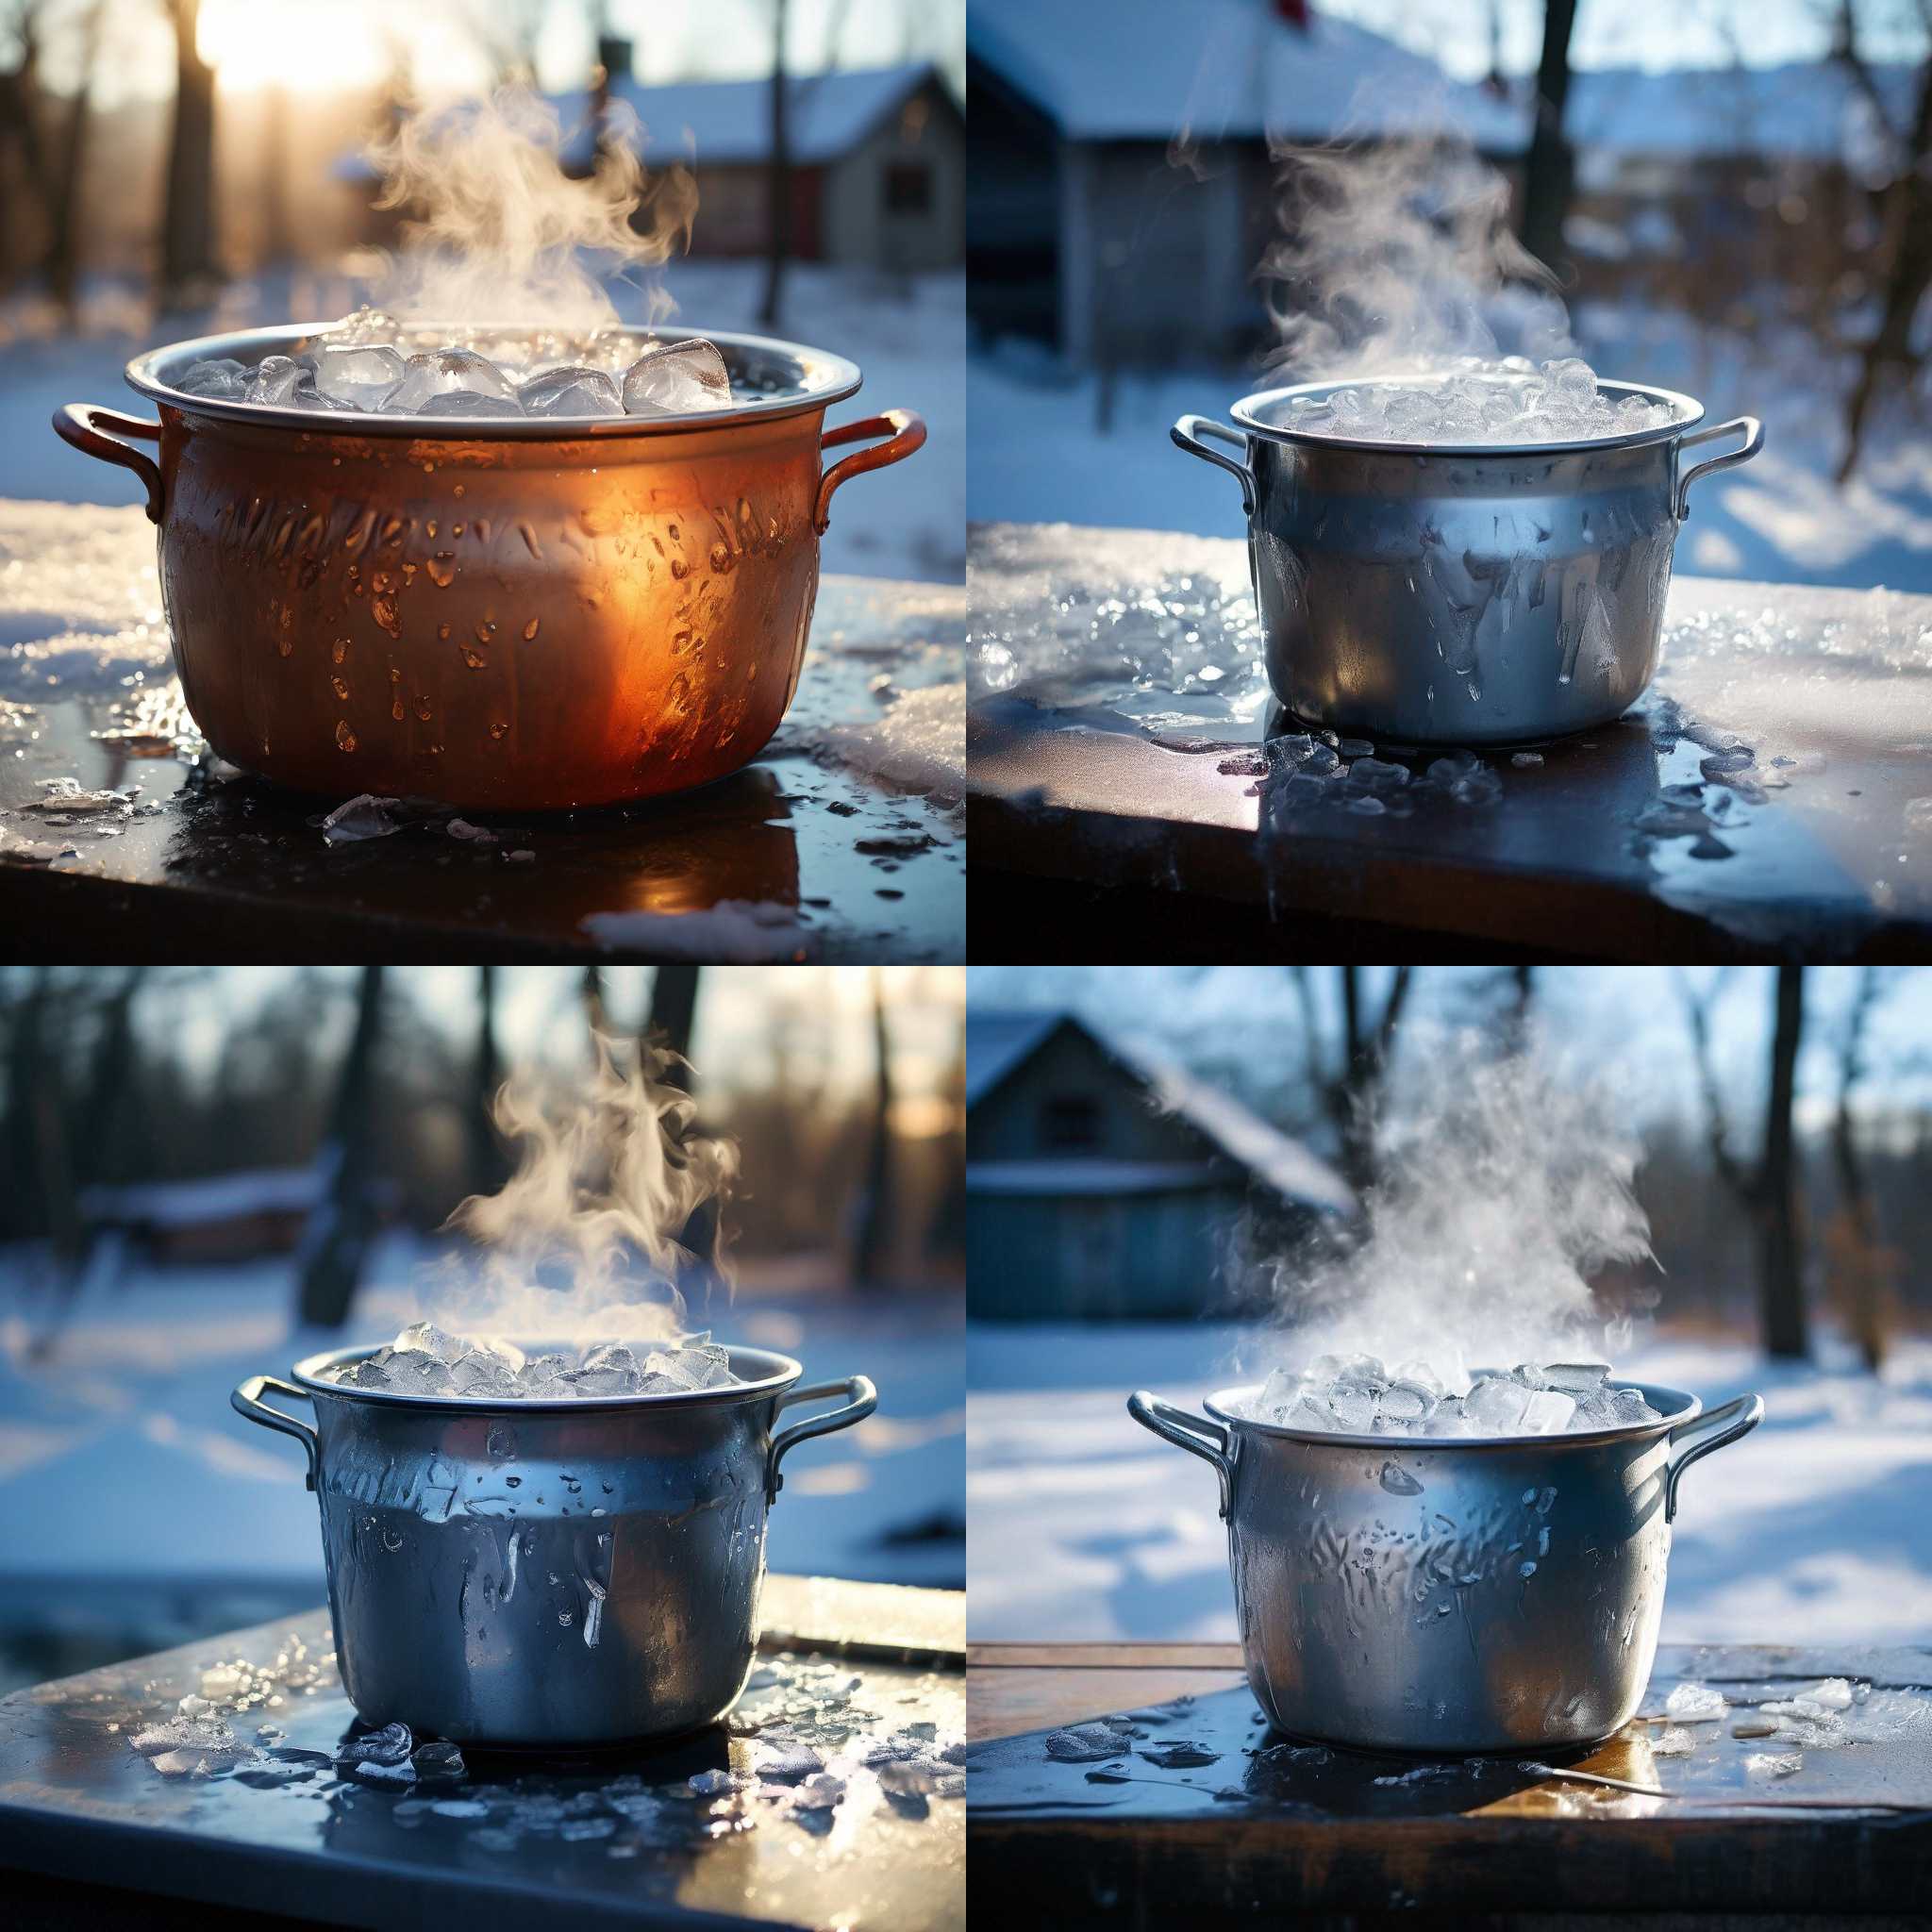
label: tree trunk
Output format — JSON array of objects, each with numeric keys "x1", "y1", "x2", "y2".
[
  {"x1": 466, "y1": 964, "x2": 507, "y2": 1198},
  {"x1": 1757, "y1": 964, "x2": 1808, "y2": 1358},
  {"x1": 297, "y1": 966, "x2": 385, "y2": 1329},
  {"x1": 647, "y1": 966, "x2": 702, "y2": 1068},
  {"x1": 161, "y1": 0, "x2": 220, "y2": 305},
  {"x1": 45, "y1": 2, "x2": 105, "y2": 311},
  {"x1": 758, "y1": 0, "x2": 791, "y2": 327},
  {"x1": 1518, "y1": 0, "x2": 1578, "y2": 279},
  {"x1": 852, "y1": 968, "x2": 895, "y2": 1290}
]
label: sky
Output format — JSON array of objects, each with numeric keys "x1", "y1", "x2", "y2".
[
  {"x1": 966, "y1": 966, "x2": 1932, "y2": 1143},
  {"x1": 1327, "y1": 0, "x2": 1930, "y2": 77},
  {"x1": 22, "y1": 0, "x2": 966, "y2": 109}
]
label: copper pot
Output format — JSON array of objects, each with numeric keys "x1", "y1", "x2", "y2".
[{"x1": 55, "y1": 325, "x2": 925, "y2": 810}]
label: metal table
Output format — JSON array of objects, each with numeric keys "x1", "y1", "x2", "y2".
[
  {"x1": 0, "y1": 501, "x2": 963, "y2": 962},
  {"x1": 968, "y1": 523, "x2": 1932, "y2": 961},
  {"x1": 967, "y1": 1640, "x2": 1932, "y2": 1924},
  {"x1": 0, "y1": 1574, "x2": 963, "y2": 1931}
]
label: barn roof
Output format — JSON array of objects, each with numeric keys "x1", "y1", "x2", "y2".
[
  {"x1": 968, "y1": 0, "x2": 1523, "y2": 151},
  {"x1": 966, "y1": 1009, "x2": 1355, "y2": 1214}
]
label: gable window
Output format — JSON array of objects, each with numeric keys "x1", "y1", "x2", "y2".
[{"x1": 1041, "y1": 1094, "x2": 1100, "y2": 1150}]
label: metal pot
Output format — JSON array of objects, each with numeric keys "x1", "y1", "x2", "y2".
[
  {"x1": 1172, "y1": 380, "x2": 1762, "y2": 745},
  {"x1": 1128, "y1": 1379, "x2": 1761, "y2": 1756},
  {"x1": 56, "y1": 325, "x2": 924, "y2": 809},
  {"x1": 234, "y1": 1343, "x2": 875, "y2": 1748}
]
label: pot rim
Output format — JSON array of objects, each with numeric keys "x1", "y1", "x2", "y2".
[
  {"x1": 1202, "y1": 1378, "x2": 1700, "y2": 1449},
  {"x1": 125, "y1": 322, "x2": 862, "y2": 440},
  {"x1": 290, "y1": 1340, "x2": 804, "y2": 1412},
  {"x1": 1230, "y1": 375, "x2": 1707, "y2": 458}
]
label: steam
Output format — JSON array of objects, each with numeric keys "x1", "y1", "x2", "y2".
[
  {"x1": 1253, "y1": 1033, "x2": 1657, "y2": 1387},
  {"x1": 430, "y1": 1038, "x2": 737, "y2": 1346},
  {"x1": 363, "y1": 91, "x2": 697, "y2": 330},
  {"x1": 1257, "y1": 133, "x2": 1574, "y2": 380}
]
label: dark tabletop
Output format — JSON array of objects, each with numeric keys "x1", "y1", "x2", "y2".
[
  {"x1": 967, "y1": 523, "x2": 1932, "y2": 962},
  {"x1": 0, "y1": 501, "x2": 963, "y2": 963},
  {"x1": 967, "y1": 1640, "x2": 1932, "y2": 1921},
  {"x1": 0, "y1": 1579, "x2": 964, "y2": 1931}
]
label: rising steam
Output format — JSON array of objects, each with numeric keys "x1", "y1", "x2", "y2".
[
  {"x1": 364, "y1": 91, "x2": 697, "y2": 330},
  {"x1": 1257, "y1": 133, "x2": 1573, "y2": 379},
  {"x1": 432, "y1": 1038, "x2": 737, "y2": 1345},
  {"x1": 1253, "y1": 1033, "x2": 1657, "y2": 1388}
]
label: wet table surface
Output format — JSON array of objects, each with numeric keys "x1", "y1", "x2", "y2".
[
  {"x1": 967, "y1": 1641, "x2": 1932, "y2": 1920},
  {"x1": 0, "y1": 501, "x2": 964, "y2": 963},
  {"x1": 968, "y1": 523, "x2": 1932, "y2": 961},
  {"x1": 0, "y1": 1574, "x2": 965, "y2": 1931}
]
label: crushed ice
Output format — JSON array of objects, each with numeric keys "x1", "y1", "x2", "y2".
[
  {"x1": 1241, "y1": 1355, "x2": 1661, "y2": 1438},
  {"x1": 1282, "y1": 359, "x2": 1678, "y2": 447},
  {"x1": 320, "y1": 1319, "x2": 740, "y2": 1399},
  {"x1": 175, "y1": 314, "x2": 734, "y2": 424}
]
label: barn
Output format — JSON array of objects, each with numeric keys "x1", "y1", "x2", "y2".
[{"x1": 967, "y1": 1011, "x2": 1352, "y2": 1321}]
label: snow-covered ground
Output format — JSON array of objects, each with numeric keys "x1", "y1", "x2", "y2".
[
  {"x1": 969, "y1": 303, "x2": 1932, "y2": 593},
  {"x1": 0, "y1": 260, "x2": 964, "y2": 584},
  {"x1": 0, "y1": 1239, "x2": 962, "y2": 1690},
  {"x1": 968, "y1": 1320, "x2": 1932, "y2": 1645}
]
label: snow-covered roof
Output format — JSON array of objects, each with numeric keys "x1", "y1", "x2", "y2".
[
  {"x1": 966, "y1": 1159, "x2": 1226, "y2": 1196},
  {"x1": 968, "y1": 0, "x2": 1523, "y2": 150},
  {"x1": 1562, "y1": 61, "x2": 1918, "y2": 163},
  {"x1": 965, "y1": 1010, "x2": 1354, "y2": 1215},
  {"x1": 81, "y1": 1168, "x2": 325, "y2": 1230}
]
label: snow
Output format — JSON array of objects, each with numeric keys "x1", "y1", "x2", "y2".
[
  {"x1": 3, "y1": 260, "x2": 963, "y2": 586},
  {"x1": 79, "y1": 1168, "x2": 324, "y2": 1229},
  {"x1": 813, "y1": 681, "x2": 966, "y2": 802},
  {"x1": 0, "y1": 1236, "x2": 963, "y2": 1689},
  {"x1": 969, "y1": 296, "x2": 1932, "y2": 595},
  {"x1": 968, "y1": 1321, "x2": 1932, "y2": 1645},
  {"x1": 969, "y1": 1, "x2": 1522, "y2": 150},
  {"x1": 580, "y1": 899, "x2": 819, "y2": 962}
]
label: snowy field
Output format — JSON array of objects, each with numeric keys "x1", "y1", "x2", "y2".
[
  {"x1": 0, "y1": 1238, "x2": 963, "y2": 1692},
  {"x1": 969, "y1": 305, "x2": 1932, "y2": 594},
  {"x1": 969, "y1": 1320, "x2": 1932, "y2": 1645},
  {"x1": 0, "y1": 260, "x2": 964, "y2": 584}
]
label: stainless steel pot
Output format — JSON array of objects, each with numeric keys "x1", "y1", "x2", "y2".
[
  {"x1": 55, "y1": 325, "x2": 924, "y2": 809},
  {"x1": 1129, "y1": 1379, "x2": 1762, "y2": 1756},
  {"x1": 235, "y1": 1343, "x2": 875, "y2": 1748},
  {"x1": 1172, "y1": 380, "x2": 1763, "y2": 745}
]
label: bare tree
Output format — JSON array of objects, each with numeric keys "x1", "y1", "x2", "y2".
[
  {"x1": 160, "y1": 0, "x2": 220, "y2": 305},
  {"x1": 1519, "y1": 0, "x2": 1579, "y2": 277},
  {"x1": 297, "y1": 967, "x2": 386, "y2": 1329},
  {"x1": 1290, "y1": 966, "x2": 1414, "y2": 1199},
  {"x1": 1681, "y1": 967, "x2": 1810, "y2": 1358},
  {"x1": 758, "y1": 0, "x2": 791, "y2": 326},
  {"x1": 466, "y1": 965, "x2": 508, "y2": 1198},
  {"x1": 0, "y1": 1, "x2": 56, "y2": 285},
  {"x1": 646, "y1": 966, "x2": 702, "y2": 1068},
  {"x1": 1831, "y1": 0, "x2": 1932, "y2": 481},
  {"x1": 1827, "y1": 967, "x2": 1898, "y2": 1371},
  {"x1": 43, "y1": 0, "x2": 103, "y2": 309},
  {"x1": 851, "y1": 968, "x2": 896, "y2": 1288}
]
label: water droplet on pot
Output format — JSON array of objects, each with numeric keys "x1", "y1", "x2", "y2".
[
  {"x1": 336, "y1": 721, "x2": 356, "y2": 751},
  {"x1": 332, "y1": 675, "x2": 350, "y2": 700},
  {"x1": 381, "y1": 1527, "x2": 403, "y2": 1552},
  {"x1": 489, "y1": 721, "x2": 508, "y2": 741},
  {"x1": 524, "y1": 619, "x2": 539, "y2": 640},
  {"x1": 332, "y1": 638, "x2": 348, "y2": 664},
  {"x1": 708, "y1": 541, "x2": 733, "y2": 574},
  {"x1": 1380, "y1": 1462, "x2": 1423, "y2": 1496}
]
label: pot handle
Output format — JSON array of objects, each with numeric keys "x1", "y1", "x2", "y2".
[
  {"x1": 767, "y1": 1374, "x2": 878, "y2": 1502},
  {"x1": 1170, "y1": 415, "x2": 1256, "y2": 517},
  {"x1": 814, "y1": 411, "x2": 926, "y2": 534},
  {"x1": 231, "y1": 1374, "x2": 319, "y2": 1491},
  {"x1": 54, "y1": 404, "x2": 165, "y2": 523},
  {"x1": 1127, "y1": 1391, "x2": 1234, "y2": 1519},
  {"x1": 1674, "y1": 415, "x2": 1762, "y2": 520},
  {"x1": 1663, "y1": 1391, "x2": 1762, "y2": 1521}
]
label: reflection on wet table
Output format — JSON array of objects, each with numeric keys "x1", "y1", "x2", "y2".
[
  {"x1": 967, "y1": 1640, "x2": 1932, "y2": 1919},
  {"x1": 0, "y1": 1583, "x2": 964, "y2": 1931},
  {"x1": 0, "y1": 501, "x2": 963, "y2": 962},
  {"x1": 968, "y1": 523, "x2": 1932, "y2": 960}
]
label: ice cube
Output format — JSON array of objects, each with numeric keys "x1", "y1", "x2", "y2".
[
  {"x1": 517, "y1": 1353, "x2": 573, "y2": 1394},
  {"x1": 309, "y1": 343, "x2": 405, "y2": 409},
  {"x1": 449, "y1": 1350, "x2": 517, "y2": 1397},
  {"x1": 1139, "y1": 1740, "x2": 1220, "y2": 1768},
  {"x1": 416, "y1": 390, "x2": 520, "y2": 419},
  {"x1": 1328, "y1": 1384, "x2": 1378, "y2": 1432},
  {"x1": 1544, "y1": 1362, "x2": 1608, "y2": 1395},
  {"x1": 1380, "y1": 1378, "x2": 1438, "y2": 1424},
  {"x1": 320, "y1": 793, "x2": 402, "y2": 846},
  {"x1": 336, "y1": 1720, "x2": 414, "y2": 1766},
  {"x1": 395, "y1": 1322, "x2": 464, "y2": 1361},
  {"x1": 1650, "y1": 1725, "x2": 1697, "y2": 1757},
  {"x1": 1520, "y1": 1390, "x2": 1577, "y2": 1434},
  {"x1": 176, "y1": 358, "x2": 248, "y2": 400},
  {"x1": 757, "y1": 1742, "x2": 824, "y2": 1782},
  {"x1": 1256, "y1": 1368, "x2": 1304, "y2": 1421},
  {"x1": 1665, "y1": 1683, "x2": 1727, "y2": 1722},
  {"x1": 247, "y1": 355, "x2": 304, "y2": 405},
  {"x1": 1805, "y1": 1678, "x2": 1855, "y2": 1711},
  {"x1": 791, "y1": 1772, "x2": 845, "y2": 1812},
  {"x1": 689, "y1": 1768, "x2": 746, "y2": 1796},
  {"x1": 385, "y1": 348, "x2": 518, "y2": 414},
  {"x1": 1462, "y1": 1375, "x2": 1532, "y2": 1435},
  {"x1": 1745, "y1": 1750, "x2": 1802, "y2": 1780},
  {"x1": 1608, "y1": 1387, "x2": 1660, "y2": 1426},
  {"x1": 621, "y1": 339, "x2": 732, "y2": 415},
  {"x1": 518, "y1": 366, "x2": 623, "y2": 418},
  {"x1": 411, "y1": 1739, "x2": 466, "y2": 1779},
  {"x1": 329, "y1": 306, "x2": 401, "y2": 346}
]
